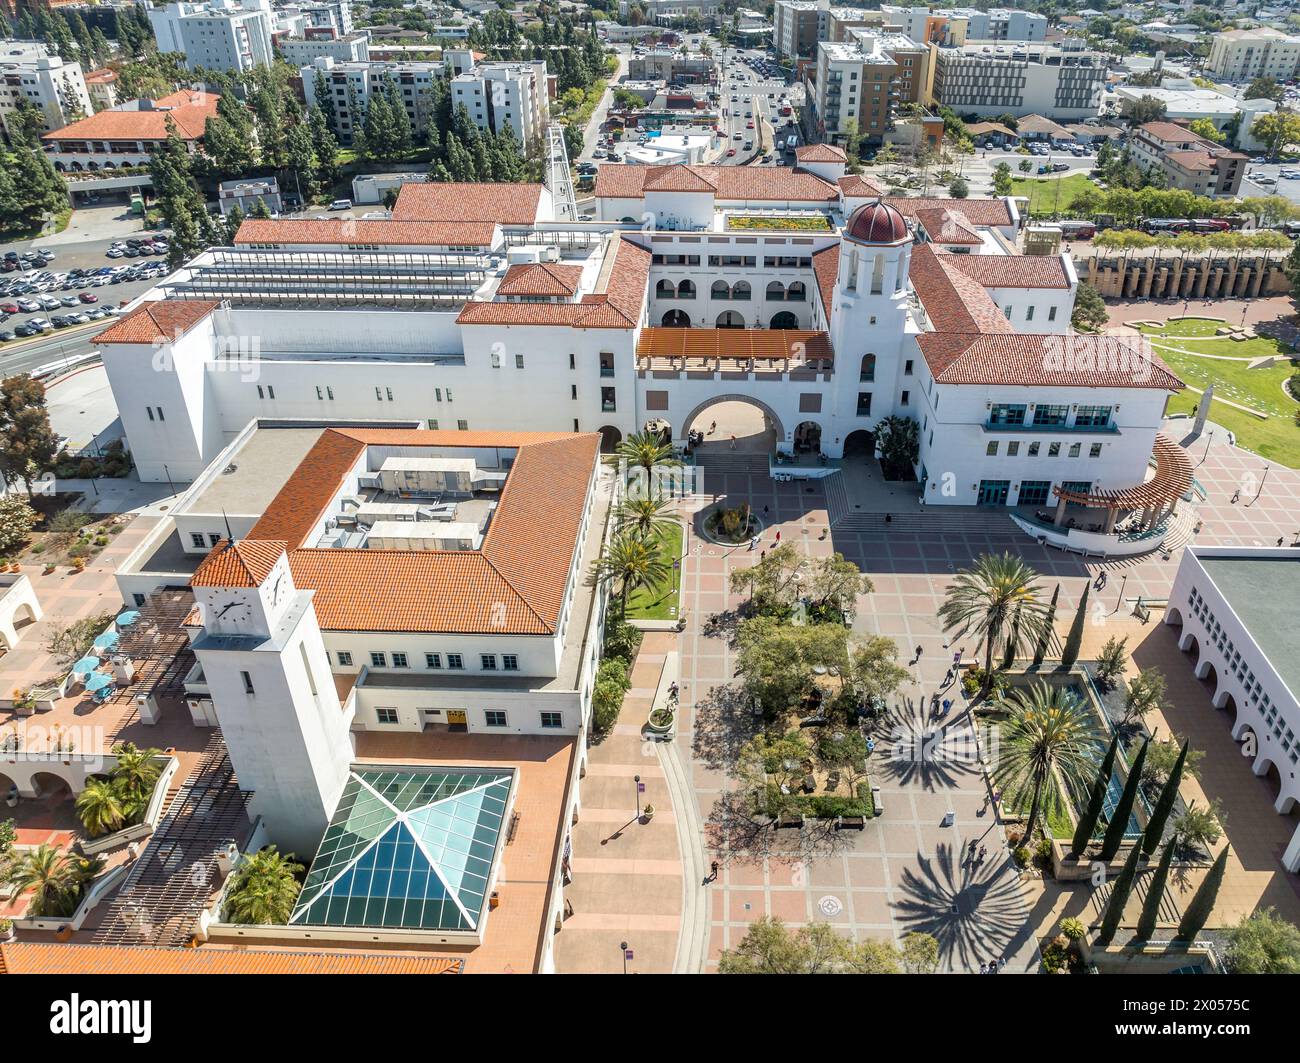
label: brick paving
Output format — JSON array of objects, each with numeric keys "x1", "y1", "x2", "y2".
[{"x1": 670, "y1": 425, "x2": 1300, "y2": 971}]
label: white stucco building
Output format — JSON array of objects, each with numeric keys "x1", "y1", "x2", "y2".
[
  {"x1": 1167, "y1": 547, "x2": 1300, "y2": 873},
  {"x1": 450, "y1": 60, "x2": 551, "y2": 147},
  {"x1": 0, "y1": 40, "x2": 93, "y2": 141},
  {"x1": 147, "y1": 0, "x2": 276, "y2": 73}
]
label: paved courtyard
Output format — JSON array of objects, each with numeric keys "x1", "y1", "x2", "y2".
[{"x1": 664, "y1": 421, "x2": 1300, "y2": 972}]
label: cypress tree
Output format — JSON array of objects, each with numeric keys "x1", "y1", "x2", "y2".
[
  {"x1": 1070, "y1": 731, "x2": 1120, "y2": 858},
  {"x1": 1060, "y1": 583, "x2": 1088, "y2": 669},
  {"x1": 1096, "y1": 837, "x2": 1143, "y2": 945},
  {"x1": 1032, "y1": 584, "x2": 1059, "y2": 667},
  {"x1": 1135, "y1": 840, "x2": 1175, "y2": 941},
  {"x1": 1100, "y1": 736, "x2": 1148, "y2": 862},
  {"x1": 1176, "y1": 847, "x2": 1228, "y2": 942},
  {"x1": 1142, "y1": 740, "x2": 1188, "y2": 856}
]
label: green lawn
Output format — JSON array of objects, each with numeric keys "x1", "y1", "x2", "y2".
[
  {"x1": 1136, "y1": 318, "x2": 1300, "y2": 467},
  {"x1": 1008, "y1": 172, "x2": 1094, "y2": 215},
  {"x1": 624, "y1": 523, "x2": 684, "y2": 621}
]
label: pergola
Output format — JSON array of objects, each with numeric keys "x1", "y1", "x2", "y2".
[
  {"x1": 1048, "y1": 434, "x2": 1193, "y2": 535},
  {"x1": 108, "y1": 589, "x2": 197, "y2": 704}
]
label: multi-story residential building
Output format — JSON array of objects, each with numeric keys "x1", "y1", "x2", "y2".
[
  {"x1": 812, "y1": 32, "x2": 927, "y2": 144},
  {"x1": 147, "y1": 0, "x2": 276, "y2": 73},
  {"x1": 1166, "y1": 547, "x2": 1300, "y2": 873},
  {"x1": 1130, "y1": 120, "x2": 1246, "y2": 198},
  {"x1": 826, "y1": 5, "x2": 889, "y2": 42},
  {"x1": 773, "y1": 0, "x2": 825, "y2": 59},
  {"x1": 931, "y1": 44, "x2": 1107, "y2": 120},
  {"x1": 450, "y1": 60, "x2": 550, "y2": 147},
  {"x1": 1206, "y1": 26, "x2": 1300, "y2": 83},
  {"x1": 302, "y1": 56, "x2": 444, "y2": 143},
  {"x1": 217, "y1": 175, "x2": 282, "y2": 215},
  {"x1": 277, "y1": 0, "x2": 353, "y2": 37},
  {"x1": 41, "y1": 88, "x2": 219, "y2": 170},
  {"x1": 0, "y1": 40, "x2": 93, "y2": 141},
  {"x1": 880, "y1": 5, "x2": 1045, "y2": 43},
  {"x1": 97, "y1": 160, "x2": 1183, "y2": 533},
  {"x1": 82, "y1": 66, "x2": 119, "y2": 110},
  {"x1": 276, "y1": 29, "x2": 370, "y2": 65}
]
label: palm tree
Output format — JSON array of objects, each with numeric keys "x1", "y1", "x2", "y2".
[
  {"x1": 994, "y1": 681, "x2": 1103, "y2": 845},
  {"x1": 110, "y1": 741, "x2": 162, "y2": 807},
  {"x1": 75, "y1": 777, "x2": 126, "y2": 838},
  {"x1": 590, "y1": 532, "x2": 672, "y2": 612},
  {"x1": 938, "y1": 553, "x2": 1048, "y2": 692},
  {"x1": 613, "y1": 494, "x2": 677, "y2": 540},
  {"x1": 5, "y1": 843, "x2": 76, "y2": 917},
  {"x1": 613, "y1": 430, "x2": 680, "y2": 481},
  {"x1": 224, "y1": 846, "x2": 304, "y2": 925}
]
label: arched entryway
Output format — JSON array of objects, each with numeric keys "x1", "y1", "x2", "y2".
[
  {"x1": 770, "y1": 310, "x2": 799, "y2": 329},
  {"x1": 716, "y1": 310, "x2": 744, "y2": 328},
  {"x1": 30, "y1": 771, "x2": 74, "y2": 802},
  {"x1": 644, "y1": 418, "x2": 672, "y2": 448},
  {"x1": 597, "y1": 425, "x2": 623, "y2": 453},
  {"x1": 844, "y1": 429, "x2": 876, "y2": 459},
  {"x1": 661, "y1": 309, "x2": 690, "y2": 327},
  {"x1": 793, "y1": 420, "x2": 822, "y2": 454},
  {"x1": 683, "y1": 395, "x2": 783, "y2": 457}
]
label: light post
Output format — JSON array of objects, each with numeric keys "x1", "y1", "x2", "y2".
[
  {"x1": 633, "y1": 774, "x2": 641, "y2": 821},
  {"x1": 1115, "y1": 573, "x2": 1127, "y2": 614},
  {"x1": 620, "y1": 941, "x2": 630, "y2": 974},
  {"x1": 162, "y1": 463, "x2": 176, "y2": 498},
  {"x1": 1200, "y1": 429, "x2": 1213, "y2": 465},
  {"x1": 1250, "y1": 464, "x2": 1269, "y2": 505}
]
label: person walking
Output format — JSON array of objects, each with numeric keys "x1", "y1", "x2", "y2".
[
  {"x1": 729, "y1": 433, "x2": 736, "y2": 450},
  {"x1": 774, "y1": 529, "x2": 781, "y2": 544}
]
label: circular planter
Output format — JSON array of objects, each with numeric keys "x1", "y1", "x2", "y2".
[
  {"x1": 639, "y1": 805, "x2": 656, "y2": 824},
  {"x1": 646, "y1": 707, "x2": 675, "y2": 736},
  {"x1": 699, "y1": 504, "x2": 764, "y2": 546}
]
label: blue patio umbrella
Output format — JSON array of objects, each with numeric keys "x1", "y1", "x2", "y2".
[
  {"x1": 93, "y1": 630, "x2": 120, "y2": 651},
  {"x1": 73, "y1": 656, "x2": 99, "y2": 676},
  {"x1": 115, "y1": 610, "x2": 140, "y2": 627},
  {"x1": 84, "y1": 672, "x2": 113, "y2": 693}
]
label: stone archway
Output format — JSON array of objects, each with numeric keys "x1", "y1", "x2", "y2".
[
  {"x1": 716, "y1": 310, "x2": 745, "y2": 328},
  {"x1": 844, "y1": 429, "x2": 876, "y2": 458},
  {"x1": 597, "y1": 425, "x2": 623, "y2": 453},
  {"x1": 661, "y1": 309, "x2": 690, "y2": 327},
  {"x1": 770, "y1": 310, "x2": 799, "y2": 329},
  {"x1": 681, "y1": 393, "x2": 786, "y2": 449}
]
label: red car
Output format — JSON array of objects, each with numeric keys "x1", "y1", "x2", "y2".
[
  {"x1": 0, "y1": 302, "x2": 18, "y2": 314},
  {"x1": 746, "y1": 121, "x2": 754, "y2": 128},
  {"x1": 78, "y1": 292, "x2": 98, "y2": 304},
  {"x1": 726, "y1": 148, "x2": 737, "y2": 157}
]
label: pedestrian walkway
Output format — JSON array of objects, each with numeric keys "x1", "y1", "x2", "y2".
[{"x1": 553, "y1": 632, "x2": 688, "y2": 974}]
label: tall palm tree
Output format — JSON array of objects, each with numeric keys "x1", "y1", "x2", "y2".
[
  {"x1": 994, "y1": 681, "x2": 1103, "y2": 845},
  {"x1": 614, "y1": 494, "x2": 677, "y2": 541},
  {"x1": 590, "y1": 531, "x2": 672, "y2": 612},
  {"x1": 5, "y1": 843, "x2": 75, "y2": 917},
  {"x1": 224, "y1": 846, "x2": 304, "y2": 925},
  {"x1": 938, "y1": 552, "x2": 1048, "y2": 692},
  {"x1": 110, "y1": 741, "x2": 162, "y2": 808},
  {"x1": 613, "y1": 430, "x2": 680, "y2": 481},
  {"x1": 75, "y1": 777, "x2": 126, "y2": 838}
]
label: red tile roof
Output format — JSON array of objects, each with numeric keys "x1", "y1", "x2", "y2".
[
  {"x1": 915, "y1": 207, "x2": 983, "y2": 245},
  {"x1": 846, "y1": 199, "x2": 909, "y2": 244},
  {"x1": 942, "y1": 252, "x2": 1072, "y2": 288},
  {"x1": 795, "y1": 143, "x2": 847, "y2": 163},
  {"x1": 496, "y1": 262, "x2": 583, "y2": 297},
  {"x1": 812, "y1": 243, "x2": 839, "y2": 318},
  {"x1": 192, "y1": 540, "x2": 287, "y2": 588},
  {"x1": 235, "y1": 218, "x2": 499, "y2": 247},
  {"x1": 887, "y1": 196, "x2": 1013, "y2": 228},
  {"x1": 43, "y1": 90, "x2": 219, "y2": 142},
  {"x1": 916, "y1": 332, "x2": 1185, "y2": 390},
  {"x1": 390, "y1": 182, "x2": 544, "y2": 225},
  {"x1": 909, "y1": 244, "x2": 1014, "y2": 336},
  {"x1": 1139, "y1": 120, "x2": 1198, "y2": 143},
  {"x1": 594, "y1": 164, "x2": 839, "y2": 202},
  {"x1": 93, "y1": 299, "x2": 220, "y2": 345},
  {"x1": 0, "y1": 941, "x2": 462, "y2": 975},
  {"x1": 457, "y1": 236, "x2": 649, "y2": 328},
  {"x1": 248, "y1": 429, "x2": 367, "y2": 547},
  {"x1": 838, "y1": 174, "x2": 885, "y2": 198}
]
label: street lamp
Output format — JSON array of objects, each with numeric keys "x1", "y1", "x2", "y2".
[
  {"x1": 1250, "y1": 464, "x2": 1269, "y2": 505},
  {"x1": 1200, "y1": 429, "x2": 1213, "y2": 465},
  {"x1": 633, "y1": 774, "x2": 641, "y2": 821},
  {"x1": 1115, "y1": 573, "x2": 1128, "y2": 614},
  {"x1": 162, "y1": 463, "x2": 176, "y2": 498},
  {"x1": 620, "y1": 941, "x2": 630, "y2": 975}
]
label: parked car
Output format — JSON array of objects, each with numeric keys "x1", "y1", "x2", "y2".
[
  {"x1": 79, "y1": 292, "x2": 99, "y2": 303},
  {"x1": 328, "y1": 198, "x2": 352, "y2": 211}
]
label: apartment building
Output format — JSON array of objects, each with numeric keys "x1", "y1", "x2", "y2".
[
  {"x1": 277, "y1": 28, "x2": 369, "y2": 65},
  {"x1": 932, "y1": 43, "x2": 1106, "y2": 120},
  {"x1": 1206, "y1": 26, "x2": 1300, "y2": 83},
  {"x1": 302, "y1": 55, "x2": 444, "y2": 143},
  {"x1": 450, "y1": 60, "x2": 550, "y2": 147},
  {"x1": 0, "y1": 39, "x2": 93, "y2": 141},
  {"x1": 148, "y1": 0, "x2": 276, "y2": 73},
  {"x1": 773, "y1": 0, "x2": 825, "y2": 59},
  {"x1": 82, "y1": 66, "x2": 119, "y2": 110},
  {"x1": 880, "y1": 5, "x2": 1045, "y2": 44},
  {"x1": 1129, "y1": 120, "x2": 1246, "y2": 198},
  {"x1": 812, "y1": 31, "x2": 928, "y2": 144},
  {"x1": 276, "y1": 0, "x2": 354, "y2": 37}
]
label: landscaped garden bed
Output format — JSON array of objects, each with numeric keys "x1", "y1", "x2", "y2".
[
  {"x1": 702, "y1": 503, "x2": 759, "y2": 545},
  {"x1": 727, "y1": 214, "x2": 833, "y2": 232}
]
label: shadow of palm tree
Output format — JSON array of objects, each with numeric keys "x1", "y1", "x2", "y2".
[
  {"x1": 892, "y1": 842, "x2": 1032, "y2": 971},
  {"x1": 871, "y1": 695, "x2": 980, "y2": 791},
  {"x1": 703, "y1": 790, "x2": 855, "y2": 866},
  {"x1": 691, "y1": 682, "x2": 761, "y2": 772}
]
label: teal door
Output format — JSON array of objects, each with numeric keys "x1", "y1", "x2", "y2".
[{"x1": 978, "y1": 479, "x2": 1010, "y2": 505}]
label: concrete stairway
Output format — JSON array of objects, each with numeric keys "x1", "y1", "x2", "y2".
[
  {"x1": 694, "y1": 451, "x2": 771, "y2": 475},
  {"x1": 831, "y1": 508, "x2": 1021, "y2": 535}
]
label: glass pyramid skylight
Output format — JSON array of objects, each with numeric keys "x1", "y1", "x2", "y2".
[{"x1": 290, "y1": 768, "x2": 514, "y2": 932}]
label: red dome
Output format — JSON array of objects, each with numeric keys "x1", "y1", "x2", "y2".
[{"x1": 845, "y1": 199, "x2": 909, "y2": 244}]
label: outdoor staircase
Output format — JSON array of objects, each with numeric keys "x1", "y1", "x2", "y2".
[
  {"x1": 694, "y1": 451, "x2": 771, "y2": 475},
  {"x1": 823, "y1": 469, "x2": 850, "y2": 525},
  {"x1": 830, "y1": 508, "x2": 1022, "y2": 536}
]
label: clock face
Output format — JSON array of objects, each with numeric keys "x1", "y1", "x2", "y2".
[
  {"x1": 214, "y1": 597, "x2": 250, "y2": 626},
  {"x1": 271, "y1": 573, "x2": 285, "y2": 607}
]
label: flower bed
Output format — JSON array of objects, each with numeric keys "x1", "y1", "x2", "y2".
[{"x1": 727, "y1": 214, "x2": 833, "y2": 232}]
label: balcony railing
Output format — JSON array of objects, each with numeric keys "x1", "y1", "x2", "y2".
[{"x1": 982, "y1": 420, "x2": 1120, "y2": 434}]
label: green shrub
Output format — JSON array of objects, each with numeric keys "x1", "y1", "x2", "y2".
[
  {"x1": 1035, "y1": 838, "x2": 1053, "y2": 861},
  {"x1": 1013, "y1": 845, "x2": 1031, "y2": 868},
  {"x1": 1059, "y1": 917, "x2": 1087, "y2": 941},
  {"x1": 1041, "y1": 940, "x2": 1071, "y2": 973},
  {"x1": 603, "y1": 617, "x2": 642, "y2": 663}
]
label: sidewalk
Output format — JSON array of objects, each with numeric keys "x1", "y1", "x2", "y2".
[{"x1": 552, "y1": 631, "x2": 686, "y2": 974}]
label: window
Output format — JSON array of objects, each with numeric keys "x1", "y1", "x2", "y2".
[
  {"x1": 241, "y1": 670, "x2": 254, "y2": 694},
  {"x1": 457, "y1": 420, "x2": 468, "y2": 431},
  {"x1": 370, "y1": 652, "x2": 387, "y2": 668},
  {"x1": 515, "y1": 353, "x2": 524, "y2": 369},
  {"x1": 425, "y1": 653, "x2": 441, "y2": 669},
  {"x1": 376, "y1": 708, "x2": 399, "y2": 724},
  {"x1": 338, "y1": 651, "x2": 353, "y2": 666},
  {"x1": 490, "y1": 350, "x2": 501, "y2": 368},
  {"x1": 856, "y1": 392, "x2": 872, "y2": 416},
  {"x1": 1048, "y1": 306, "x2": 1057, "y2": 322},
  {"x1": 503, "y1": 654, "x2": 518, "y2": 671},
  {"x1": 989, "y1": 403, "x2": 1026, "y2": 426},
  {"x1": 986, "y1": 441, "x2": 998, "y2": 456},
  {"x1": 447, "y1": 653, "x2": 464, "y2": 669},
  {"x1": 485, "y1": 710, "x2": 507, "y2": 727},
  {"x1": 1089, "y1": 443, "x2": 1103, "y2": 458},
  {"x1": 209, "y1": 533, "x2": 221, "y2": 546},
  {"x1": 904, "y1": 359, "x2": 913, "y2": 375},
  {"x1": 1033, "y1": 404, "x2": 1068, "y2": 426},
  {"x1": 481, "y1": 654, "x2": 497, "y2": 670},
  {"x1": 191, "y1": 533, "x2": 206, "y2": 548},
  {"x1": 1025, "y1": 305, "x2": 1034, "y2": 322},
  {"x1": 1068, "y1": 442, "x2": 1082, "y2": 458},
  {"x1": 571, "y1": 384, "x2": 578, "y2": 399},
  {"x1": 1007, "y1": 441, "x2": 1019, "y2": 457},
  {"x1": 900, "y1": 390, "x2": 910, "y2": 406},
  {"x1": 1075, "y1": 405, "x2": 1112, "y2": 428},
  {"x1": 540, "y1": 711, "x2": 563, "y2": 728},
  {"x1": 1048, "y1": 442, "x2": 1061, "y2": 457},
  {"x1": 391, "y1": 652, "x2": 408, "y2": 668},
  {"x1": 1028, "y1": 442, "x2": 1040, "y2": 457}
]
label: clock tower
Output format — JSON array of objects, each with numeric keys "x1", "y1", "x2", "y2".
[{"x1": 191, "y1": 538, "x2": 352, "y2": 857}]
